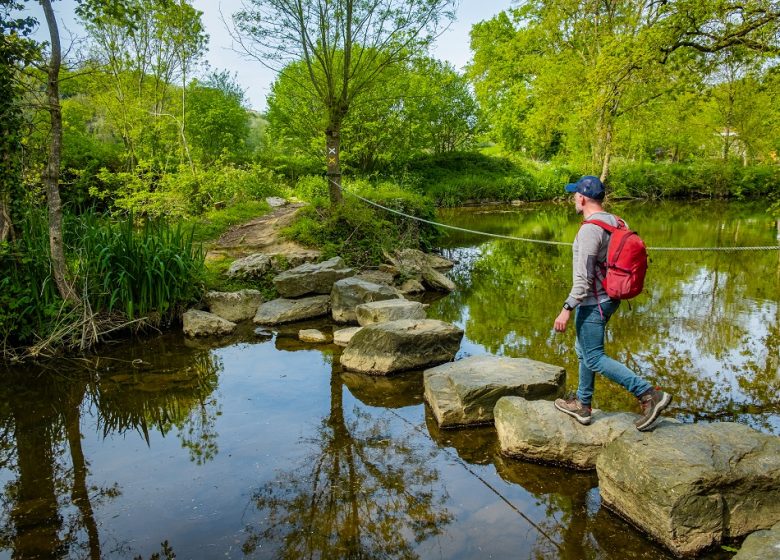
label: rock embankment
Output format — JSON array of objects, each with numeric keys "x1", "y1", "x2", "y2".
[{"x1": 424, "y1": 356, "x2": 565, "y2": 428}]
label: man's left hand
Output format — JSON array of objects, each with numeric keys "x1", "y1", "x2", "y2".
[{"x1": 554, "y1": 309, "x2": 571, "y2": 332}]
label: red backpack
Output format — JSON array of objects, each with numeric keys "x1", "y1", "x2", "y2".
[{"x1": 584, "y1": 217, "x2": 648, "y2": 300}]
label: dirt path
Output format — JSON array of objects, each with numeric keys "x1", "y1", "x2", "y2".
[{"x1": 205, "y1": 203, "x2": 320, "y2": 262}]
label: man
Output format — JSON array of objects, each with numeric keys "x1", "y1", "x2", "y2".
[{"x1": 553, "y1": 175, "x2": 671, "y2": 431}]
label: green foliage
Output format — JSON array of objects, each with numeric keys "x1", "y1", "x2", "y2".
[
  {"x1": 186, "y1": 72, "x2": 252, "y2": 166},
  {"x1": 92, "y1": 163, "x2": 284, "y2": 217},
  {"x1": 0, "y1": 212, "x2": 63, "y2": 346},
  {"x1": 190, "y1": 200, "x2": 271, "y2": 244},
  {"x1": 607, "y1": 161, "x2": 780, "y2": 199},
  {"x1": 284, "y1": 181, "x2": 438, "y2": 267},
  {"x1": 70, "y1": 213, "x2": 205, "y2": 323}
]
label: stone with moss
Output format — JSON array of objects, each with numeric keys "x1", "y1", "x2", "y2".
[
  {"x1": 340, "y1": 319, "x2": 463, "y2": 375},
  {"x1": 253, "y1": 296, "x2": 331, "y2": 325},
  {"x1": 204, "y1": 289, "x2": 263, "y2": 322},
  {"x1": 273, "y1": 256, "x2": 354, "y2": 298},
  {"x1": 596, "y1": 422, "x2": 780, "y2": 557},
  {"x1": 424, "y1": 356, "x2": 565, "y2": 429},
  {"x1": 183, "y1": 310, "x2": 237, "y2": 337},
  {"x1": 330, "y1": 277, "x2": 402, "y2": 323}
]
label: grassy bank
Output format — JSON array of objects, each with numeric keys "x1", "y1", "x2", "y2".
[{"x1": 368, "y1": 151, "x2": 780, "y2": 207}]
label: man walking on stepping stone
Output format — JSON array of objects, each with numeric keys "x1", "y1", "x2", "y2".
[{"x1": 552, "y1": 175, "x2": 672, "y2": 431}]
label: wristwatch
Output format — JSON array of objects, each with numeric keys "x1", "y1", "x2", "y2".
[{"x1": 562, "y1": 302, "x2": 574, "y2": 311}]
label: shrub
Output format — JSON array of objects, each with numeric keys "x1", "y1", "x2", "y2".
[{"x1": 284, "y1": 181, "x2": 439, "y2": 268}]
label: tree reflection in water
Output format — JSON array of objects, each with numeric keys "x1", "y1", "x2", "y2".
[
  {"x1": 242, "y1": 371, "x2": 452, "y2": 559},
  {"x1": 0, "y1": 341, "x2": 223, "y2": 559},
  {"x1": 433, "y1": 202, "x2": 780, "y2": 432}
]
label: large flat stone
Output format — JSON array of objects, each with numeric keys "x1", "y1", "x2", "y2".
[
  {"x1": 340, "y1": 319, "x2": 463, "y2": 375},
  {"x1": 733, "y1": 522, "x2": 780, "y2": 560},
  {"x1": 204, "y1": 289, "x2": 263, "y2": 322},
  {"x1": 253, "y1": 295, "x2": 330, "y2": 325},
  {"x1": 355, "y1": 299, "x2": 426, "y2": 326},
  {"x1": 423, "y1": 355, "x2": 565, "y2": 428},
  {"x1": 333, "y1": 327, "x2": 362, "y2": 347},
  {"x1": 227, "y1": 253, "x2": 272, "y2": 278},
  {"x1": 596, "y1": 422, "x2": 780, "y2": 557},
  {"x1": 331, "y1": 277, "x2": 402, "y2": 323},
  {"x1": 495, "y1": 397, "x2": 667, "y2": 470},
  {"x1": 273, "y1": 256, "x2": 354, "y2": 298}
]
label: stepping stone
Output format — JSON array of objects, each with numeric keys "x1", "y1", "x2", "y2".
[
  {"x1": 204, "y1": 289, "x2": 263, "y2": 322},
  {"x1": 183, "y1": 310, "x2": 236, "y2": 337},
  {"x1": 331, "y1": 277, "x2": 402, "y2": 323},
  {"x1": 596, "y1": 422, "x2": 780, "y2": 557},
  {"x1": 340, "y1": 319, "x2": 463, "y2": 375},
  {"x1": 424, "y1": 355, "x2": 565, "y2": 428},
  {"x1": 494, "y1": 397, "x2": 674, "y2": 470},
  {"x1": 253, "y1": 296, "x2": 330, "y2": 325},
  {"x1": 355, "y1": 299, "x2": 426, "y2": 326},
  {"x1": 273, "y1": 256, "x2": 354, "y2": 298},
  {"x1": 333, "y1": 327, "x2": 362, "y2": 347},
  {"x1": 733, "y1": 522, "x2": 780, "y2": 560}
]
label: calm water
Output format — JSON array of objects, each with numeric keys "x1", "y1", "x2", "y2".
[{"x1": 0, "y1": 201, "x2": 777, "y2": 559}]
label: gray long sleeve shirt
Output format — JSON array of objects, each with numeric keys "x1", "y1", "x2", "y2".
[{"x1": 564, "y1": 211, "x2": 619, "y2": 309}]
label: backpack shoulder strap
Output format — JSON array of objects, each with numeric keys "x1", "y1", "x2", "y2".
[{"x1": 583, "y1": 216, "x2": 625, "y2": 233}]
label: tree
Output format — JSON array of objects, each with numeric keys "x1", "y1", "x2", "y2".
[
  {"x1": 266, "y1": 56, "x2": 480, "y2": 173},
  {"x1": 40, "y1": 0, "x2": 79, "y2": 303},
  {"x1": 469, "y1": 0, "x2": 780, "y2": 179},
  {"x1": 0, "y1": 1, "x2": 36, "y2": 242},
  {"x1": 233, "y1": 0, "x2": 457, "y2": 204},
  {"x1": 185, "y1": 71, "x2": 251, "y2": 166}
]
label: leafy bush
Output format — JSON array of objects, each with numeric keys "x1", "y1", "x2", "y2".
[
  {"x1": 92, "y1": 163, "x2": 285, "y2": 217},
  {"x1": 607, "y1": 161, "x2": 780, "y2": 199},
  {"x1": 284, "y1": 181, "x2": 439, "y2": 267},
  {"x1": 0, "y1": 212, "x2": 62, "y2": 347}
]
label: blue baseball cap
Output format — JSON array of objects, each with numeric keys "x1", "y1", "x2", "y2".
[{"x1": 565, "y1": 175, "x2": 605, "y2": 200}]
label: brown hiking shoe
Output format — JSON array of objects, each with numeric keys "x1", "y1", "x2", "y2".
[
  {"x1": 635, "y1": 388, "x2": 672, "y2": 431},
  {"x1": 554, "y1": 396, "x2": 592, "y2": 425}
]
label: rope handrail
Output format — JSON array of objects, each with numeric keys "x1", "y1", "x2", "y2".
[{"x1": 340, "y1": 187, "x2": 780, "y2": 253}]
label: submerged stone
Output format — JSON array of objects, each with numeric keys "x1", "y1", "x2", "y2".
[
  {"x1": 340, "y1": 319, "x2": 463, "y2": 375},
  {"x1": 597, "y1": 422, "x2": 780, "y2": 557},
  {"x1": 424, "y1": 355, "x2": 565, "y2": 428}
]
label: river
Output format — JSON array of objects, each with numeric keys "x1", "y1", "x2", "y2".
[{"x1": 0, "y1": 201, "x2": 777, "y2": 559}]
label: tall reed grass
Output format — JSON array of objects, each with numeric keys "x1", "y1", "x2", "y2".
[
  {"x1": 72, "y1": 213, "x2": 205, "y2": 323},
  {"x1": 2, "y1": 211, "x2": 205, "y2": 356}
]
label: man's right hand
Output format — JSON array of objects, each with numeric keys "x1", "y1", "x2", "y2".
[{"x1": 554, "y1": 309, "x2": 571, "y2": 332}]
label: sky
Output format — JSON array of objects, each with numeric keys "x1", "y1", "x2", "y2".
[{"x1": 25, "y1": 0, "x2": 511, "y2": 110}]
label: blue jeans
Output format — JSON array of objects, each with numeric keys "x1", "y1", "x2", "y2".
[{"x1": 574, "y1": 300, "x2": 652, "y2": 407}]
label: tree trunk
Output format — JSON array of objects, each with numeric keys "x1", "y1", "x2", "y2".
[
  {"x1": 0, "y1": 195, "x2": 12, "y2": 242},
  {"x1": 41, "y1": 0, "x2": 78, "y2": 303},
  {"x1": 325, "y1": 126, "x2": 343, "y2": 205}
]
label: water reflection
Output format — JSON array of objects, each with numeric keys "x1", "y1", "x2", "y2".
[
  {"x1": 433, "y1": 202, "x2": 780, "y2": 432},
  {"x1": 0, "y1": 340, "x2": 223, "y2": 559},
  {"x1": 242, "y1": 368, "x2": 452, "y2": 559}
]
